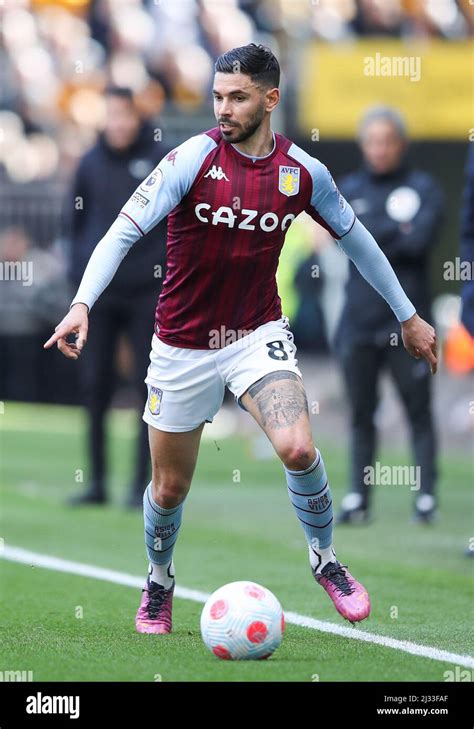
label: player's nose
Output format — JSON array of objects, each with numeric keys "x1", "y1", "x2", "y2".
[{"x1": 218, "y1": 100, "x2": 232, "y2": 117}]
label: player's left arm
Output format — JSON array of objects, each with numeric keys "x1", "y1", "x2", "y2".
[
  {"x1": 305, "y1": 159, "x2": 437, "y2": 373},
  {"x1": 338, "y1": 218, "x2": 437, "y2": 372}
]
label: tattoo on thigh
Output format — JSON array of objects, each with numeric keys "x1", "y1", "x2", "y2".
[{"x1": 247, "y1": 372, "x2": 309, "y2": 429}]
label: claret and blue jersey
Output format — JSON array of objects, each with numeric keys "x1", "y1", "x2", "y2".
[
  {"x1": 119, "y1": 126, "x2": 356, "y2": 348},
  {"x1": 70, "y1": 127, "x2": 415, "y2": 347}
]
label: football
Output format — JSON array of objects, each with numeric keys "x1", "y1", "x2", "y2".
[{"x1": 200, "y1": 581, "x2": 285, "y2": 660}]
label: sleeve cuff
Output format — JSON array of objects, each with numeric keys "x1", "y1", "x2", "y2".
[
  {"x1": 395, "y1": 302, "x2": 416, "y2": 323},
  {"x1": 69, "y1": 299, "x2": 91, "y2": 314}
]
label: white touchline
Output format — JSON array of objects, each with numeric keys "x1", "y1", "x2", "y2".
[{"x1": 2, "y1": 545, "x2": 473, "y2": 670}]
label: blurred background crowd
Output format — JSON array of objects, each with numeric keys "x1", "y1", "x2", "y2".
[
  {"x1": 0, "y1": 1, "x2": 472, "y2": 511},
  {"x1": 1, "y1": 0, "x2": 473, "y2": 187}
]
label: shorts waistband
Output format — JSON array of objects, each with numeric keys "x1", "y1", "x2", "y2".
[{"x1": 153, "y1": 316, "x2": 290, "y2": 358}]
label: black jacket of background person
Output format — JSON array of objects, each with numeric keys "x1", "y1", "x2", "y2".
[
  {"x1": 335, "y1": 164, "x2": 444, "y2": 347},
  {"x1": 460, "y1": 144, "x2": 474, "y2": 337},
  {"x1": 65, "y1": 122, "x2": 168, "y2": 295}
]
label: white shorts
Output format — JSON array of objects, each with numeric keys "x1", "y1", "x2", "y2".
[{"x1": 142, "y1": 315, "x2": 303, "y2": 432}]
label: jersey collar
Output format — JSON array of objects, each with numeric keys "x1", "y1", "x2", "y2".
[{"x1": 229, "y1": 131, "x2": 277, "y2": 165}]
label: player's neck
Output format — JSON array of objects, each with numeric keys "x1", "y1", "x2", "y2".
[{"x1": 231, "y1": 126, "x2": 274, "y2": 159}]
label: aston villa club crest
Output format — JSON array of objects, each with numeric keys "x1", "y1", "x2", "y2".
[
  {"x1": 148, "y1": 386, "x2": 163, "y2": 415},
  {"x1": 278, "y1": 166, "x2": 300, "y2": 197}
]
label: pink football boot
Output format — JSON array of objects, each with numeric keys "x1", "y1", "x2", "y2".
[
  {"x1": 135, "y1": 577, "x2": 175, "y2": 634},
  {"x1": 314, "y1": 561, "x2": 371, "y2": 624}
]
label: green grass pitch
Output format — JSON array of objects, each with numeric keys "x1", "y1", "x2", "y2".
[{"x1": 0, "y1": 402, "x2": 473, "y2": 681}]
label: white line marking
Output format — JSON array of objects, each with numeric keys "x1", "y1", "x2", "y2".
[{"x1": 2, "y1": 545, "x2": 473, "y2": 669}]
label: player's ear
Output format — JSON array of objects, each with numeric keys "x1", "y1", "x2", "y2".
[{"x1": 265, "y1": 87, "x2": 280, "y2": 113}]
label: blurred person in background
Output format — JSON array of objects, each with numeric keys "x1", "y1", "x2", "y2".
[
  {"x1": 64, "y1": 86, "x2": 168, "y2": 508},
  {"x1": 276, "y1": 214, "x2": 328, "y2": 354},
  {"x1": 334, "y1": 106, "x2": 444, "y2": 525},
  {"x1": 460, "y1": 144, "x2": 474, "y2": 340},
  {"x1": 0, "y1": 226, "x2": 68, "y2": 401},
  {"x1": 445, "y1": 143, "x2": 474, "y2": 376},
  {"x1": 459, "y1": 144, "x2": 474, "y2": 557},
  {"x1": 352, "y1": 0, "x2": 404, "y2": 36}
]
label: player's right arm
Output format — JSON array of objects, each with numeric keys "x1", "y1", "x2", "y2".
[{"x1": 44, "y1": 133, "x2": 216, "y2": 358}]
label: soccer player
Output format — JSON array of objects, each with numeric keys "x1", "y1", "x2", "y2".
[{"x1": 44, "y1": 44, "x2": 437, "y2": 632}]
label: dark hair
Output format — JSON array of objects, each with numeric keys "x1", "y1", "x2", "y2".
[
  {"x1": 358, "y1": 105, "x2": 408, "y2": 141},
  {"x1": 104, "y1": 86, "x2": 134, "y2": 102},
  {"x1": 215, "y1": 43, "x2": 280, "y2": 89}
]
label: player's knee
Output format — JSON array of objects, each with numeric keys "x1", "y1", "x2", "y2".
[
  {"x1": 279, "y1": 442, "x2": 316, "y2": 472},
  {"x1": 151, "y1": 476, "x2": 189, "y2": 508}
]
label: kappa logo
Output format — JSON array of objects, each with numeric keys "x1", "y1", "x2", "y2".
[
  {"x1": 166, "y1": 150, "x2": 178, "y2": 166},
  {"x1": 204, "y1": 165, "x2": 229, "y2": 181}
]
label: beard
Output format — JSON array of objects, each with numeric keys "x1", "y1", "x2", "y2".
[{"x1": 218, "y1": 103, "x2": 266, "y2": 144}]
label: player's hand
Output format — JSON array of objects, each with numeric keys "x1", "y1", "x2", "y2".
[
  {"x1": 401, "y1": 313, "x2": 437, "y2": 374},
  {"x1": 43, "y1": 303, "x2": 89, "y2": 360}
]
